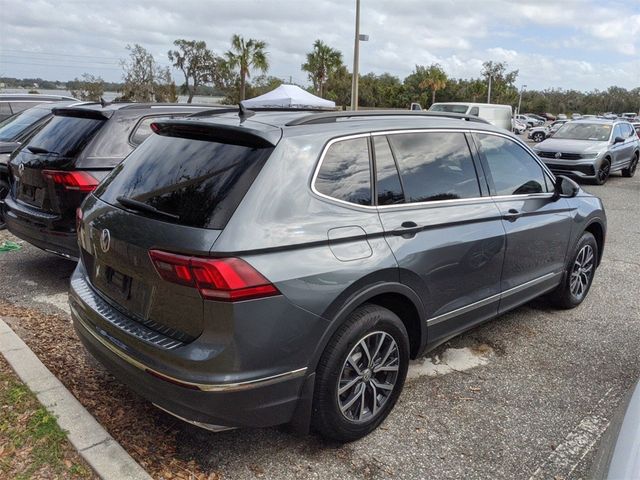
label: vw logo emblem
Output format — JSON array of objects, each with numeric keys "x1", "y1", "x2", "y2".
[
  {"x1": 100, "y1": 229, "x2": 111, "y2": 253},
  {"x1": 18, "y1": 164, "x2": 25, "y2": 176},
  {"x1": 554, "y1": 152, "x2": 562, "y2": 159}
]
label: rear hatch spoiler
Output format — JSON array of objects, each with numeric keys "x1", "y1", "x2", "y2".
[
  {"x1": 150, "y1": 119, "x2": 281, "y2": 148},
  {"x1": 52, "y1": 107, "x2": 114, "y2": 120}
]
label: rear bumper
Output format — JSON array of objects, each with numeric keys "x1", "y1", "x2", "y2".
[
  {"x1": 69, "y1": 265, "x2": 318, "y2": 429},
  {"x1": 4, "y1": 196, "x2": 78, "y2": 259}
]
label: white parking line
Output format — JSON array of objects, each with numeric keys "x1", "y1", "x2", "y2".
[{"x1": 528, "y1": 387, "x2": 619, "y2": 480}]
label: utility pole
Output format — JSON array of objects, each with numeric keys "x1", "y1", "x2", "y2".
[
  {"x1": 487, "y1": 74, "x2": 492, "y2": 104},
  {"x1": 350, "y1": 0, "x2": 361, "y2": 111},
  {"x1": 517, "y1": 84, "x2": 527, "y2": 115}
]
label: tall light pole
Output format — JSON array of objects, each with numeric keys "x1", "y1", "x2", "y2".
[
  {"x1": 350, "y1": 0, "x2": 369, "y2": 111},
  {"x1": 487, "y1": 74, "x2": 492, "y2": 104},
  {"x1": 517, "y1": 84, "x2": 527, "y2": 115}
]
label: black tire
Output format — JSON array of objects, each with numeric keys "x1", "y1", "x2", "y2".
[
  {"x1": 548, "y1": 232, "x2": 598, "y2": 309},
  {"x1": 312, "y1": 304, "x2": 409, "y2": 442},
  {"x1": 0, "y1": 178, "x2": 9, "y2": 230},
  {"x1": 622, "y1": 153, "x2": 638, "y2": 178},
  {"x1": 593, "y1": 159, "x2": 611, "y2": 185},
  {"x1": 532, "y1": 132, "x2": 545, "y2": 143}
]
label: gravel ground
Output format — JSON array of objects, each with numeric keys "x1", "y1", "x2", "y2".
[{"x1": 0, "y1": 167, "x2": 638, "y2": 479}]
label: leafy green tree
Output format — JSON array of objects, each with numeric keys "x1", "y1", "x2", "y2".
[
  {"x1": 481, "y1": 61, "x2": 519, "y2": 104},
  {"x1": 168, "y1": 39, "x2": 219, "y2": 103},
  {"x1": 69, "y1": 73, "x2": 104, "y2": 101},
  {"x1": 324, "y1": 65, "x2": 352, "y2": 109},
  {"x1": 120, "y1": 44, "x2": 175, "y2": 102},
  {"x1": 418, "y1": 64, "x2": 448, "y2": 105},
  {"x1": 301, "y1": 40, "x2": 343, "y2": 98},
  {"x1": 225, "y1": 35, "x2": 269, "y2": 101}
]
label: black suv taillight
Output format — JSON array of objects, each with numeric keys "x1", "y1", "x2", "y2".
[
  {"x1": 149, "y1": 250, "x2": 280, "y2": 302},
  {"x1": 42, "y1": 170, "x2": 99, "y2": 192}
]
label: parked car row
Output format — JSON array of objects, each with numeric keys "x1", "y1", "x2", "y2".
[
  {"x1": 1, "y1": 105, "x2": 608, "y2": 442},
  {"x1": 0, "y1": 93, "x2": 77, "y2": 121}
]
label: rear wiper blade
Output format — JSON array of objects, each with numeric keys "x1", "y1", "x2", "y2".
[
  {"x1": 26, "y1": 146, "x2": 59, "y2": 155},
  {"x1": 116, "y1": 196, "x2": 180, "y2": 220}
]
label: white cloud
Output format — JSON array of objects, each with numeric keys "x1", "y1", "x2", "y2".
[{"x1": 0, "y1": 0, "x2": 638, "y2": 90}]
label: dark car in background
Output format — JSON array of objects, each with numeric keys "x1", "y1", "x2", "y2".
[
  {"x1": 70, "y1": 109, "x2": 606, "y2": 442},
  {"x1": 3, "y1": 102, "x2": 212, "y2": 258},
  {"x1": 0, "y1": 93, "x2": 77, "y2": 121},
  {"x1": 0, "y1": 100, "x2": 87, "y2": 228}
]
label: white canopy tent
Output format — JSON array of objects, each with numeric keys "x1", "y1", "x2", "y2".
[{"x1": 241, "y1": 84, "x2": 335, "y2": 109}]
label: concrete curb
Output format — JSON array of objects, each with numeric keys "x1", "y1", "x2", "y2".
[{"x1": 0, "y1": 318, "x2": 152, "y2": 480}]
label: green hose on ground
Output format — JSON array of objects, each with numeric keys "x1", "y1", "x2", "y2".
[{"x1": 0, "y1": 241, "x2": 21, "y2": 253}]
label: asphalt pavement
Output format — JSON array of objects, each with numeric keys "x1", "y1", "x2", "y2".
[{"x1": 0, "y1": 167, "x2": 638, "y2": 479}]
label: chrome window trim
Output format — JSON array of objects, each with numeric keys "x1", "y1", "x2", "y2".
[
  {"x1": 310, "y1": 128, "x2": 558, "y2": 212},
  {"x1": 426, "y1": 271, "x2": 561, "y2": 326},
  {"x1": 74, "y1": 314, "x2": 308, "y2": 392}
]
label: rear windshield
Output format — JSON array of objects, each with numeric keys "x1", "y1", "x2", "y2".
[
  {"x1": 96, "y1": 134, "x2": 273, "y2": 229},
  {"x1": 24, "y1": 114, "x2": 105, "y2": 158},
  {"x1": 0, "y1": 107, "x2": 50, "y2": 142}
]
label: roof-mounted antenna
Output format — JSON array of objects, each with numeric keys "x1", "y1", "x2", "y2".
[
  {"x1": 238, "y1": 102, "x2": 255, "y2": 124},
  {"x1": 99, "y1": 97, "x2": 111, "y2": 108}
]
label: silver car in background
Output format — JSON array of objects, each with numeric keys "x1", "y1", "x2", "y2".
[{"x1": 533, "y1": 119, "x2": 639, "y2": 184}]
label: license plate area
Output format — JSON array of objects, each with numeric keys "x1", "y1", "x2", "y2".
[{"x1": 105, "y1": 267, "x2": 132, "y2": 298}]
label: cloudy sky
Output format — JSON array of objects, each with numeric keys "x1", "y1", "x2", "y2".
[{"x1": 1, "y1": 0, "x2": 639, "y2": 91}]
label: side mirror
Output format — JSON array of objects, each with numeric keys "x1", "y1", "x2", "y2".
[
  {"x1": 613, "y1": 136, "x2": 625, "y2": 145},
  {"x1": 552, "y1": 175, "x2": 579, "y2": 201}
]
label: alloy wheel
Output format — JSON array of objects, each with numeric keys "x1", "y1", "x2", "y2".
[
  {"x1": 337, "y1": 331, "x2": 399, "y2": 423},
  {"x1": 570, "y1": 244, "x2": 595, "y2": 300},
  {"x1": 597, "y1": 161, "x2": 610, "y2": 184}
]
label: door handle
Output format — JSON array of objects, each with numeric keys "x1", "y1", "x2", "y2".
[
  {"x1": 502, "y1": 208, "x2": 522, "y2": 222},
  {"x1": 390, "y1": 221, "x2": 421, "y2": 236}
]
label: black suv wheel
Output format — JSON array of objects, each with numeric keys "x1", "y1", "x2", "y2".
[
  {"x1": 622, "y1": 153, "x2": 638, "y2": 178},
  {"x1": 548, "y1": 231, "x2": 598, "y2": 309},
  {"x1": 312, "y1": 304, "x2": 409, "y2": 442}
]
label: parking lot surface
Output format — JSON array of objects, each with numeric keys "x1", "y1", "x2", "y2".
[{"x1": 0, "y1": 169, "x2": 638, "y2": 479}]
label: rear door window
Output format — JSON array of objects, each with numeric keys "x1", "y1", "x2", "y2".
[
  {"x1": 475, "y1": 133, "x2": 550, "y2": 196},
  {"x1": 387, "y1": 132, "x2": 481, "y2": 202},
  {"x1": 315, "y1": 137, "x2": 372, "y2": 206},
  {"x1": 97, "y1": 134, "x2": 274, "y2": 229},
  {"x1": 25, "y1": 114, "x2": 105, "y2": 159}
]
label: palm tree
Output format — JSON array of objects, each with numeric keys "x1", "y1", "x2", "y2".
[
  {"x1": 225, "y1": 34, "x2": 269, "y2": 101},
  {"x1": 301, "y1": 40, "x2": 343, "y2": 98},
  {"x1": 419, "y1": 64, "x2": 448, "y2": 106}
]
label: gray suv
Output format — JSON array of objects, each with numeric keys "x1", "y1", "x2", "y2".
[
  {"x1": 533, "y1": 119, "x2": 639, "y2": 184},
  {"x1": 70, "y1": 110, "x2": 607, "y2": 442}
]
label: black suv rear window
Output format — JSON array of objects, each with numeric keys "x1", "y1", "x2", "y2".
[
  {"x1": 24, "y1": 114, "x2": 105, "y2": 159},
  {"x1": 96, "y1": 134, "x2": 273, "y2": 229}
]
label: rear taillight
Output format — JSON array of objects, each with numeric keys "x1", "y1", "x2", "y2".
[
  {"x1": 42, "y1": 170, "x2": 99, "y2": 192},
  {"x1": 149, "y1": 250, "x2": 279, "y2": 302}
]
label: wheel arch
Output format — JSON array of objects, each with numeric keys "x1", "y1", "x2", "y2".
[{"x1": 584, "y1": 220, "x2": 605, "y2": 266}]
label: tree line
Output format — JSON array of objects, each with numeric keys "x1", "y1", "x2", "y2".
[{"x1": 5, "y1": 36, "x2": 638, "y2": 114}]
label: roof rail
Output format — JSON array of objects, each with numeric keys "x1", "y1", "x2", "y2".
[
  {"x1": 188, "y1": 106, "x2": 335, "y2": 118},
  {"x1": 285, "y1": 110, "x2": 492, "y2": 126}
]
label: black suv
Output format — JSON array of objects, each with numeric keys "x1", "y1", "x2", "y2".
[
  {"x1": 70, "y1": 110, "x2": 606, "y2": 442},
  {"x1": 4, "y1": 103, "x2": 212, "y2": 258}
]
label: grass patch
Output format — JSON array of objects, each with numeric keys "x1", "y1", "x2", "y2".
[{"x1": 0, "y1": 361, "x2": 93, "y2": 479}]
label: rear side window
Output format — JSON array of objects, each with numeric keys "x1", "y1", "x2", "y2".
[
  {"x1": 97, "y1": 134, "x2": 273, "y2": 229},
  {"x1": 387, "y1": 132, "x2": 481, "y2": 202},
  {"x1": 374, "y1": 136, "x2": 404, "y2": 205},
  {"x1": 25, "y1": 114, "x2": 105, "y2": 158},
  {"x1": 475, "y1": 133, "x2": 550, "y2": 196},
  {"x1": 315, "y1": 137, "x2": 371, "y2": 206},
  {"x1": 0, "y1": 103, "x2": 11, "y2": 117},
  {"x1": 10, "y1": 102, "x2": 40, "y2": 114}
]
